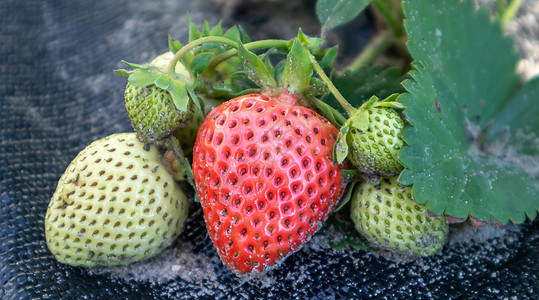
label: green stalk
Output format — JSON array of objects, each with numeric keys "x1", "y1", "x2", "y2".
[
  {"x1": 372, "y1": 0, "x2": 405, "y2": 38},
  {"x1": 306, "y1": 51, "x2": 356, "y2": 116},
  {"x1": 500, "y1": 0, "x2": 522, "y2": 25},
  {"x1": 166, "y1": 36, "x2": 239, "y2": 75},
  {"x1": 345, "y1": 31, "x2": 393, "y2": 73},
  {"x1": 166, "y1": 37, "x2": 290, "y2": 76},
  {"x1": 207, "y1": 39, "x2": 290, "y2": 70}
]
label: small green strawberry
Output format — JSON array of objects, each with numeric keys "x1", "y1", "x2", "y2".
[
  {"x1": 45, "y1": 133, "x2": 189, "y2": 267},
  {"x1": 124, "y1": 83, "x2": 194, "y2": 144},
  {"x1": 116, "y1": 51, "x2": 202, "y2": 144},
  {"x1": 346, "y1": 106, "x2": 405, "y2": 176},
  {"x1": 350, "y1": 176, "x2": 448, "y2": 256},
  {"x1": 335, "y1": 94, "x2": 405, "y2": 177}
]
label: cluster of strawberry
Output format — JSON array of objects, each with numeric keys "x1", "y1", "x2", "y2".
[{"x1": 44, "y1": 20, "x2": 447, "y2": 273}]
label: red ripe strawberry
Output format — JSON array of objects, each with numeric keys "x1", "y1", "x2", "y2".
[{"x1": 193, "y1": 93, "x2": 347, "y2": 274}]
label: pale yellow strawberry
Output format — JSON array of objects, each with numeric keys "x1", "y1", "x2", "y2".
[{"x1": 45, "y1": 133, "x2": 189, "y2": 267}]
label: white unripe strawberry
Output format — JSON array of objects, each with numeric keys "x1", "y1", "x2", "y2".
[{"x1": 45, "y1": 133, "x2": 189, "y2": 267}]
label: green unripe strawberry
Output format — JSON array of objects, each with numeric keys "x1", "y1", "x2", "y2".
[
  {"x1": 119, "y1": 51, "x2": 198, "y2": 144},
  {"x1": 347, "y1": 107, "x2": 405, "y2": 177},
  {"x1": 350, "y1": 176, "x2": 448, "y2": 256},
  {"x1": 125, "y1": 83, "x2": 193, "y2": 144},
  {"x1": 45, "y1": 133, "x2": 189, "y2": 267},
  {"x1": 334, "y1": 95, "x2": 406, "y2": 178}
]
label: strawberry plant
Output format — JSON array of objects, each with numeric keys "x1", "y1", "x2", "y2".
[{"x1": 44, "y1": 0, "x2": 538, "y2": 278}]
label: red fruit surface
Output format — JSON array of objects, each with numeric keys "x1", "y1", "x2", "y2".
[{"x1": 193, "y1": 93, "x2": 346, "y2": 274}]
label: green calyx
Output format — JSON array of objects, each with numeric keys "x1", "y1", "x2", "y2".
[
  {"x1": 237, "y1": 28, "x2": 337, "y2": 100},
  {"x1": 334, "y1": 94, "x2": 406, "y2": 177}
]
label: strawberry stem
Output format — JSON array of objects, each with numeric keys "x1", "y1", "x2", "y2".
[
  {"x1": 498, "y1": 0, "x2": 522, "y2": 25},
  {"x1": 345, "y1": 31, "x2": 393, "y2": 73},
  {"x1": 372, "y1": 0, "x2": 405, "y2": 38},
  {"x1": 166, "y1": 37, "x2": 291, "y2": 77},
  {"x1": 166, "y1": 36, "x2": 239, "y2": 75},
  {"x1": 208, "y1": 39, "x2": 291, "y2": 70},
  {"x1": 306, "y1": 50, "x2": 356, "y2": 116}
]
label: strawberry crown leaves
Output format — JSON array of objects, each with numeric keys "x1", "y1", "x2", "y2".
[
  {"x1": 281, "y1": 38, "x2": 313, "y2": 95},
  {"x1": 168, "y1": 35, "x2": 183, "y2": 54},
  {"x1": 230, "y1": 29, "x2": 338, "y2": 99},
  {"x1": 237, "y1": 40, "x2": 277, "y2": 90}
]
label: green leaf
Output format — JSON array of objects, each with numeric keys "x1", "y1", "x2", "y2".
[
  {"x1": 237, "y1": 41, "x2": 277, "y2": 90},
  {"x1": 485, "y1": 77, "x2": 539, "y2": 156},
  {"x1": 186, "y1": 83, "x2": 203, "y2": 113},
  {"x1": 398, "y1": 0, "x2": 537, "y2": 224},
  {"x1": 238, "y1": 25, "x2": 252, "y2": 43},
  {"x1": 122, "y1": 60, "x2": 149, "y2": 70},
  {"x1": 273, "y1": 60, "x2": 287, "y2": 84},
  {"x1": 187, "y1": 14, "x2": 202, "y2": 42},
  {"x1": 281, "y1": 39, "x2": 313, "y2": 94},
  {"x1": 113, "y1": 69, "x2": 131, "y2": 77},
  {"x1": 380, "y1": 93, "x2": 400, "y2": 103},
  {"x1": 183, "y1": 157, "x2": 198, "y2": 198},
  {"x1": 263, "y1": 55, "x2": 275, "y2": 76},
  {"x1": 128, "y1": 69, "x2": 159, "y2": 87},
  {"x1": 210, "y1": 20, "x2": 223, "y2": 36},
  {"x1": 201, "y1": 21, "x2": 211, "y2": 36},
  {"x1": 168, "y1": 80, "x2": 190, "y2": 112},
  {"x1": 373, "y1": 93, "x2": 406, "y2": 109},
  {"x1": 318, "y1": 46, "x2": 338, "y2": 70},
  {"x1": 224, "y1": 26, "x2": 240, "y2": 41},
  {"x1": 348, "y1": 109, "x2": 370, "y2": 132},
  {"x1": 404, "y1": 0, "x2": 519, "y2": 128},
  {"x1": 361, "y1": 95, "x2": 379, "y2": 109},
  {"x1": 334, "y1": 124, "x2": 350, "y2": 164},
  {"x1": 190, "y1": 53, "x2": 213, "y2": 75},
  {"x1": 310, "y1": 97, "x2": 341, "y2": 127},
  {"x1": 334, "y1": 179, "x2": 358, "y2": 212},
  {"x1": 297, "y1": 29, "x2": 310, "y2": 45},
  {"x1": 316, "y1": 0, "x2": 371, "y2": 31},
  {"x1": 153, "y1": 75, "x2": 171, "y2": 90},
  {"x1": 168, "y1": 35, "x2": 182, "y2": 54},
  {"x1": 308, "y1": 77, "x2": 330, "y2": 96}
]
